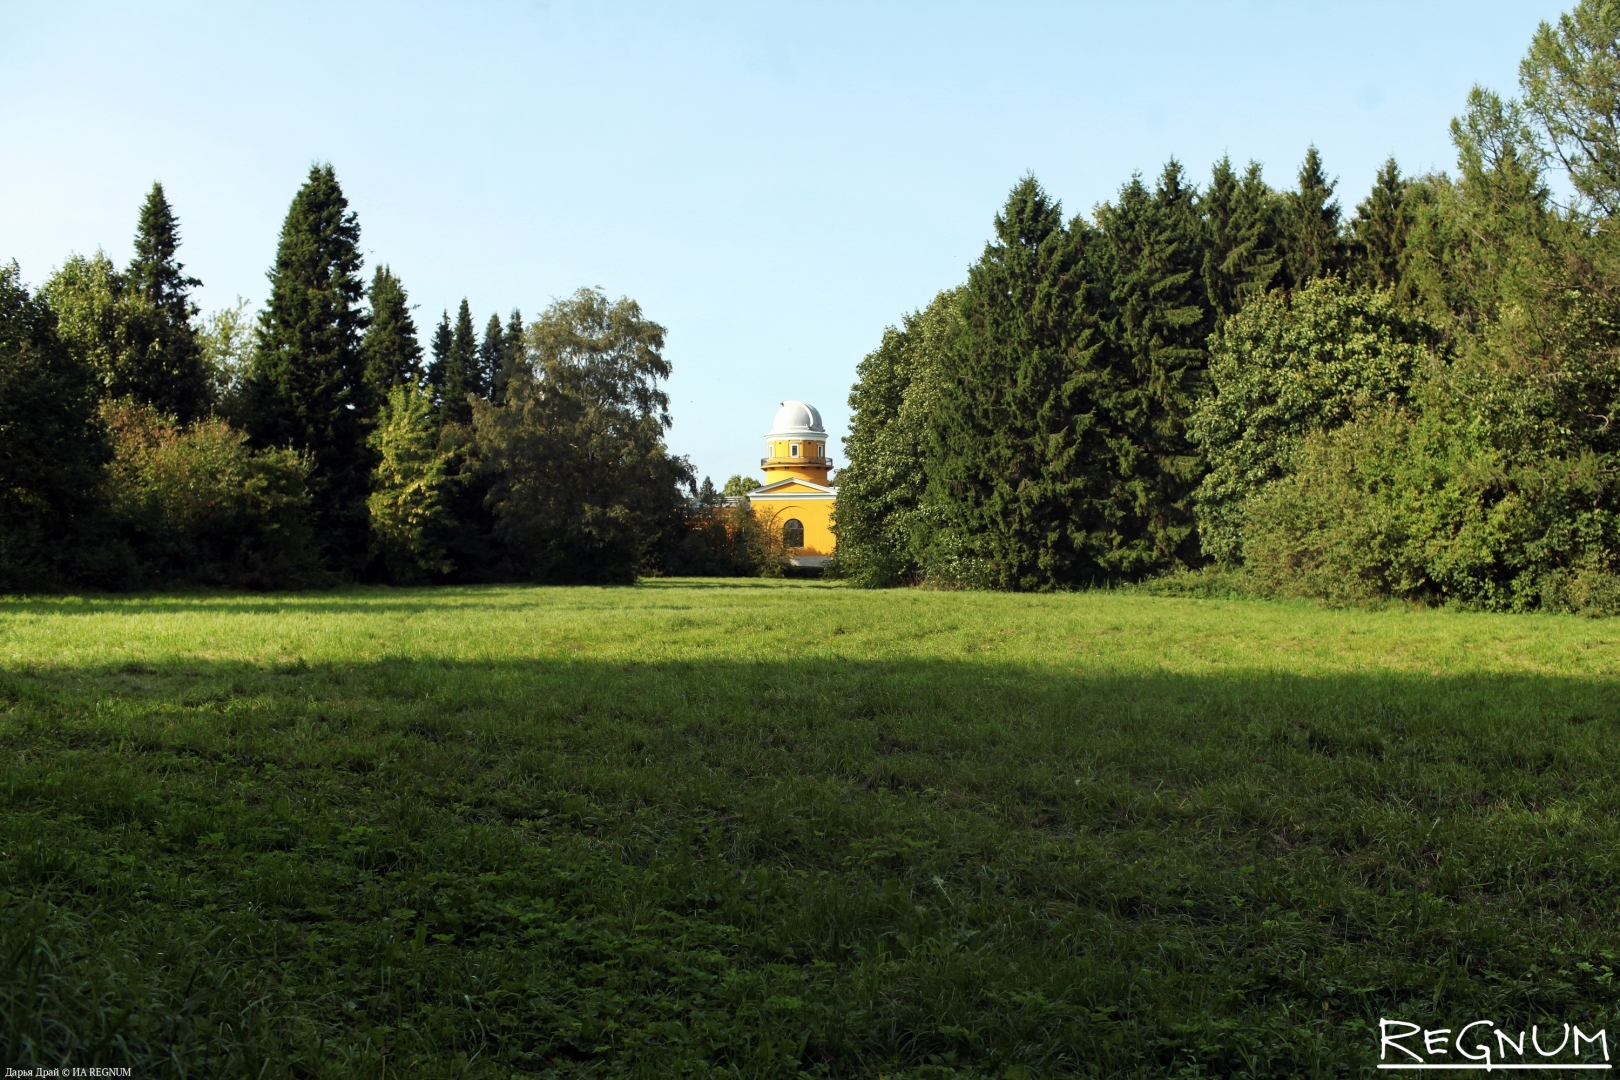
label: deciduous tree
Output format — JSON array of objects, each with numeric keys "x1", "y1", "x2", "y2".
[
  {"x1": 476, "y1": 288, "x2": 690, "y2": 583},
  {"x1": 0, "y1": 264, "x2": 113, "y2": 589},
  {"x1": 368, "y1": 383, "x2": 456, "y2": 581}
]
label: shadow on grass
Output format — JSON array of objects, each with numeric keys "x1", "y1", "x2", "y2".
[{"x1": 3, "y1": 654, "x2": 1619, "y2": 1077}]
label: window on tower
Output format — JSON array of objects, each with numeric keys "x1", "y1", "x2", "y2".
[
  {"x1": 782, "y1": 519, "x2": 804, "y2": 548},
  {"x1": 790, "y1": 443, "x2": 800, "y2": 457}
]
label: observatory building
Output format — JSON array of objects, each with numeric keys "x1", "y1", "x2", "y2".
[{"x1": 747, "y1": 401, "x2": 837, "y2": 568}]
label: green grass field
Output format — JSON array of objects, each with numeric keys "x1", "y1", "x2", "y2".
[{"x1": 4, "y1": 581, "x2": 1620, "y2": 1078}]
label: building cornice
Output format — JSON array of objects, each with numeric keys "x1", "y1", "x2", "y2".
[{"x1": 749, "y1": 478, "x2": 836, "y2": 495}]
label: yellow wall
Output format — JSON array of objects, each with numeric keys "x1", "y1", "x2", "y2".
[
  {"x1": 764, "y1": 464, "x2": 830, "y2": 483},
  {"x1": 748, "y1": 495, "x2": 836, "y2": 557},
  {"x1": 767, "y1": 439, "x2": 827, "y2": 461},
  {"x1": 763, "y1": 440, "x2": 831, "y2": 485}
]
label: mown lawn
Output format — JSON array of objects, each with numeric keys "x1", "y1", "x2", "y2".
[{"x1": 3, "y1": 581, "x2": 1619, "y2": 1078}]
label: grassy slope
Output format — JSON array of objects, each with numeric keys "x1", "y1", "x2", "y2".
[{"x1": 2, "y1": 581, "x2": 1619, "y2": 1078}]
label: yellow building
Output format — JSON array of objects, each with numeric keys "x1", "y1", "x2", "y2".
[{"x1": 748, "y1": 401, "x2": 836, "y2": 568}]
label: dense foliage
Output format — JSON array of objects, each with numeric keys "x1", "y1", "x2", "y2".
[
  {"x1": 41, "y1": 183, "x2": 211, "y2": 426},
  {"x1": 366, "y1": 384, "x2": 456, "y2": 582},
  {"x1": 838, "y1": 0, "x2": 1620, "y2": 611},
  {"x1": 4, "y1": 169, "x2": 707, "y2": 590},
  {"x1": 14, "y1": 1, "x2": 1620, "y2": 605},
  {"x1": 0, "y1": 265, "x2": 111, "y2": 591},
  {"x1": 1189, "y1": 278, "x2": 1436, "y2": 565},
  {"x1": 476, "y1": 289, "x2": 691, "y2": 584},
  {"x1": 104, "y1": 403, "x2": 317, "y2": 588}
]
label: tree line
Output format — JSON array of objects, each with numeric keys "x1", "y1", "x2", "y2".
[
  {"x1": 1, "y1": 167, "x2": 776, "y2": 591},
  {"x1": 834, "y1": 0, "x2": 1620, "y2": 613}
]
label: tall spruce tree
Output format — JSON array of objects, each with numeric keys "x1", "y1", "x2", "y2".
[
  {"x1": 242, "y1": 163, "x2": 372, "y2": 571},
  {"x1": 362, "y1": 265, "x2": 423, "y2": 406},
  {"x1": 452, "y1": 299, "x2": 480, "y2": 404},
  {"x1": 1350, "y1": 157, "x2": 1411, "y2": 289},
  {"x1": 427, "y1": 301, "x2": 476, "y2": 424},
  {"x1": 479, "y1": 313, "x2": 504, "y2": 402},
  {"x1": 1095, "y1": 160, "x2": 1215, "y2": 572},
  {"x1": 1203, "y1": 158, "x2": 1286, "y2": 317},
  {"x1": 918, "y1": 175, "x2": 1114, "y2": 589},
  {"x1": 1286, "y1": 146, "x2": 1347, "y2": 284},
  {"x1": 427, "y1": 311, "x2": 453, "y2": 410},
  {"x1": 492, "y1": 308, "x2": 524, "y2": 403},
  {"x1": 122, "y1": 183, "x2": 210, "y2": 422}
]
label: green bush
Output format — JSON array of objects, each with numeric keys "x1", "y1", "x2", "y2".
[
  {"x1": 1240, "y1": 406, "x2": 1620, "y2": 611},
  {"x1": 106, "y1": 403, "x2": 318, "y2": 588},
  {"x1": 665, "y1": 498, "x2": 790, "y2": 577},
  {"x1": 43, "y1": 250, "x2": 210, "y2": 424},
  {"x1": 1190, "y1": 277, "x2": 1436, "y2": 565}
]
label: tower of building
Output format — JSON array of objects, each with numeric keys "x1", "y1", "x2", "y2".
[
  {"x1": 760, "y1": 401, "x2": 832, "y2": 485},
  {"x1": 746, "y1": 400, "x2": 837, "y2": 567}
]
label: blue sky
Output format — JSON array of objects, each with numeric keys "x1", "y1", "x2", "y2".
[{"x1": 1, "y1": 1, "x2": 1567, "y2": 486}]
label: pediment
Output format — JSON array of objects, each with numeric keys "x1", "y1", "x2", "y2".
[{"x1": 749, "y1": 478, "x2": 836, "y2": 496}]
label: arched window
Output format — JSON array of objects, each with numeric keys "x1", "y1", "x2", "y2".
[
  {"x1": 782, "y1": 518, "x2": 804, "y2": 548},
  {"x1": 790, "y1": 443, "x2": 800, "y2": 458}
]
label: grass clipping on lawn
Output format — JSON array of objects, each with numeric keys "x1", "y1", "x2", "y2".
[{"x1": 2, "y1": 581, "x2": 1619, "y2": 1077}]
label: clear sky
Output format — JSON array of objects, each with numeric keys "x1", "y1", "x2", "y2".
[{"x1": 1, "y1": 1, "x2": 1568, "y2": 486}]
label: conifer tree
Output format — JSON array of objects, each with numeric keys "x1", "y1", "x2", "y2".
[
  {"x1": 492, "y1": 308, "x2": 524, "y2": 403},
  {"x1": 48, "y1": 184, "x2": 215, "y2": 424},
  {"x1": 1095, "y1": 160, "x2": 1214, "y2": 571},
  {"x1": 479, "y1": 313, "x2": 504, "y2": 401},
  {"x1": 125, "y1": 182, "x2": 210, "y2": 422},
  {"x1": 918, "y1": 175, "x2": 1113, "y2": 589},
  {"x1": 427, "y1": 311, "x2": 453, "y2": 410},
  {"x1": 241, "y1": 163, "x2": 372, "y2": 571},
  {"x1": 1350, "y1": 157, "x2": 1411, "y2": 289},
  {"x1": 427, "y1": 300, "x2": 476, "y2": 424},
  {"x1": 361, "y1": 265, "x2": 423, "y2": 406},
  {"x1": 452, "y1": 299, "x2": 479, "y2": 403},
  {"x1": 1286, "y1": 146, "x2": 1346, "y2": 284},
  {"x1": 1203, "y1": 158, "x2": 1286, "y2": 317}
]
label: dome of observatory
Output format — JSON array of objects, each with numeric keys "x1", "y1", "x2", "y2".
[{"x1": 766, "y1": 401, "x2": 825, "y2": 440}]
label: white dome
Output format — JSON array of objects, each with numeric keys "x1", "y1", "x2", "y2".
[{"x1": 766, "y1": 400, "x2": 825, "y2": 439}]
